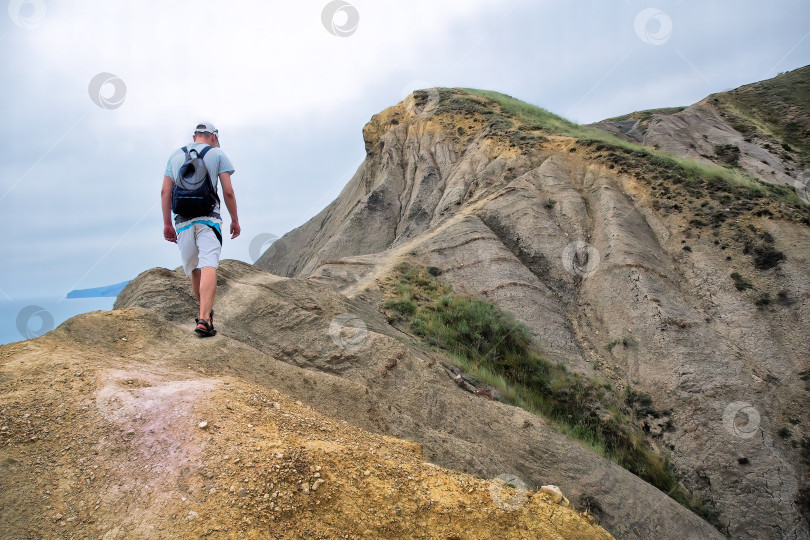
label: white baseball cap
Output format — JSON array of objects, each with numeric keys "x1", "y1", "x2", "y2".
[{"x1": 193, "y1": 122, "x2": 218, "y2": 134}]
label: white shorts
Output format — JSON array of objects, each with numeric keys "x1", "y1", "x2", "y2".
[{"x1": 176, "y1": 221, "x2": 222, "y2": 276}]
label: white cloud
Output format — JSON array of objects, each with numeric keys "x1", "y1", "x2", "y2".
[{"x1": 22, "y1": 0, "x2": 506, "y2": 129}]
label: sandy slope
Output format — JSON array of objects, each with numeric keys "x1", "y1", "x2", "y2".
[{"x1": 0, "y1": 308, "x2": 610, "y2": 539}]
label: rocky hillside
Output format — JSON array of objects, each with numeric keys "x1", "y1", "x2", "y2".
[
  {"x1": 0, "y1": 301, "x2": 611, "y2": 539},
  {"x1": 104, "y1": 260, "x2": 714, "y2": 539},
  {"x1": 257, "y1": 68, "x2": 810, "y2": 538},
  {"x1": 592, "y1": 65, "x2": 810, "y2": 188}
]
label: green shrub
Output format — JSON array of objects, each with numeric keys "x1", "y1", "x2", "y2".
[
  {"x1": 755, "y1": 293, "x2": 772, "y2": 308},
  {"x1": 714, "y1": 144, "x2": 741, "y2": 166},
  {"x1": 383, "y1": 298, "x2": 417, "y2": 316},
  {"x1": 752, "y1": 244, "x2": 786, "y2": 270},
  {"x1": 607, "y1": 335, "x2": 638, "y2": 351},
  {"x1": 730, "y1": 272, "x2": 753, "y2": 291}
]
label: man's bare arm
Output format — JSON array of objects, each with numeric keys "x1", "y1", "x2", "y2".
[
  {"x1": 161, "y1": 176, "x2": 177, "y2": 243},
  {"x1": 219, "y1": 172, "x2": 240, "y2": 239}
]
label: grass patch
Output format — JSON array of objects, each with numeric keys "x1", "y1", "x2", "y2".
[
  {"x1": 384, "y1": 297, "x2": 417, "y2": 316},
  {"x1": 712, "y1": 66, "x2": 810, "y2": 156},
  {"x1": 381, "y1": 262, "x2": 716, "y2": 523},
  {"x1": 604, "y1": 106, "x2": 687, "y2": 124},
  {"x1": 462, "y1": 89, "x2": 583, "y2": 137}
]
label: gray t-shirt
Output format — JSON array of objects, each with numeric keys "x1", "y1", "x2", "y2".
[{"x1": 165, "y1": 142, "x2": 235, "y2": 226}]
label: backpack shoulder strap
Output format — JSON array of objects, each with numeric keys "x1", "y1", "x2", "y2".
[
  {"x1": 195, "y1": 145, "x2": 219, "y2": 202},
  {"x1": 198, "y1": 145, "x2": 213, "y2": 159}
]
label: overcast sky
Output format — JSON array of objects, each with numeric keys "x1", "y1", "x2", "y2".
[{"x1": 1, "y1": 0, "x2": 809, "y2": 344}]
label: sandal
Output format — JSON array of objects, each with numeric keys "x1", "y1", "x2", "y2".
[{"x1": 194, "y1": 317, "x2": 217, "y2": 337}]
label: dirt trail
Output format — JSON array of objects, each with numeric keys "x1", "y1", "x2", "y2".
[{"x1": 338, "y1": 193, "x2": 504, "y2": 298}]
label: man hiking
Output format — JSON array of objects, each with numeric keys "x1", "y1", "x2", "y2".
[{"x1": 161, "y1": 122, "x2": 240, "y2": 337}]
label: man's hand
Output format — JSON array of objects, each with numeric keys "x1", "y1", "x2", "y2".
[
  {"x1": 161, "y1": 176, "x2": 176, "y2": 242},
  {"x1": 219, "y1": 172, "x2": 240, "y2": 240},
  {"x1": 164, "y1": 224, "x2": 177, "y2": 243}
]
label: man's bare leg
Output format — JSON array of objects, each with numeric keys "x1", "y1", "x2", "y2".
[
  {"x1": 191, "y1": 269, "x2": 202, "y2": 302},
  {"x1": 198, "y1": 267, "x2": 216, "y2": 322},
  {"x1": 190, "y1": 268, "x2": 215, "y2": 323}
]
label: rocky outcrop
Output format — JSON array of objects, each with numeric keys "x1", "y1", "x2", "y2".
[{"x1": 257, "y1": 76, "x2": 810, "y2": 538}]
